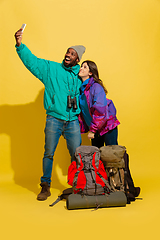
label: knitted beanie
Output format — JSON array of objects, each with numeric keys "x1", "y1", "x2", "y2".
[{"x1": 69, "y1": 45, "x2": 86, "y2": 61}]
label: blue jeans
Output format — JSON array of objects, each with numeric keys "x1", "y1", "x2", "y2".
[{"x1": 41, "y1": 115, "x2": 82, "y2": 185}]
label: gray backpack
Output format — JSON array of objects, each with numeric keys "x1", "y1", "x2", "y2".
[{"x1": 68, "y1": 145, "x2": 111, "y2": 195}]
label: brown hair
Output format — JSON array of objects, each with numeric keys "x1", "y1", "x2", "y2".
[{"x1": 81, "y1": 60, "x2": 108, "y2": 94}]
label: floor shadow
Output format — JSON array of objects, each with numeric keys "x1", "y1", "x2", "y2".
[{"x1": 0, "y1": 88, "x2": 91, "y2": 194}]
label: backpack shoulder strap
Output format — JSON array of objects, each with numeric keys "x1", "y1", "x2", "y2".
[{"x1": 96, "y1": 171, "x2": 112, "y2": 192}]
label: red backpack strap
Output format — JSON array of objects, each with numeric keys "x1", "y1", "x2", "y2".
[
  {"x1": 77, "y1": 153, "x2": 84, "y2": 171},
  {"x1": 92, "y1": 152, "x2": 100, "y2": 172},
  {"x1": 68, "y1": 161, "x2": 78, "y2": 186},
  {"x1": 72, "y1": 153, "x2": 86, "y2": 193}
]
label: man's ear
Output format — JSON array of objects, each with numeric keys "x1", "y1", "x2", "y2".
[{"x1": 76, "y1": 57, "x2": 80, "y2": 63}]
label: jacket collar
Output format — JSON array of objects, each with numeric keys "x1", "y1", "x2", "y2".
[
  {"x1": 61, "y1": 60, "x2": 80, "y2": 75},
  {"x1": 85, "y1": 77, "x2": 95, "y2": 91}
]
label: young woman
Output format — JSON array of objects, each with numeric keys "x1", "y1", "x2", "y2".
[{"x1": 78, "y1": 60, "x2": 120, "y2": 148}]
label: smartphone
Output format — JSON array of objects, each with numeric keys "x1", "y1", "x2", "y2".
[{"x1": 21, "y1": 24, "x2": 26, "y2": 32}]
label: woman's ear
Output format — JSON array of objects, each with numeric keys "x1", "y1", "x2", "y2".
[{"x1": 89, "y1": 72, "x2": 92, "y2": 76}]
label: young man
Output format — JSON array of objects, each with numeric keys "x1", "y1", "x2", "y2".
[{"x1": 14, "y1": 28, "x2": 86, "y2": 201}]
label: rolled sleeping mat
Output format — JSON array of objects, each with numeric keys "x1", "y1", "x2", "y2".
[{"x1": 66, "y1": 191, "x2": 127, "y2": 210}]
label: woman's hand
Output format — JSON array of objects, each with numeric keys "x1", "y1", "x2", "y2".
[{"x1": 88, "y1": 131, "x2": 95, "y2": 139}]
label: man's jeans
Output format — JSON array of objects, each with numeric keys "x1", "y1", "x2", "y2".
[{"x1": 41, "y1": 115, "x2": 82, "y2": 185}]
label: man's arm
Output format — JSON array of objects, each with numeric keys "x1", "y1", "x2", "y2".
[{"x1": 14, "y1": 28, "x2": 49, "y2": 84}]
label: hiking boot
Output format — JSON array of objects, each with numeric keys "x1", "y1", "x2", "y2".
[{"x1": 37, "y1": 182, "x2": 51, "y2": 201}]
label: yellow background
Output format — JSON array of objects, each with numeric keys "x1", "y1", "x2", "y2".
[{"x1": 0, "y1": 0, "x2": 160, "y2": 239}]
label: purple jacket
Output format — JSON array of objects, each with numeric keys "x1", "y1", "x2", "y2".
[{"x1": 79, "y1": 77, "x2": 120, "y2": 136}]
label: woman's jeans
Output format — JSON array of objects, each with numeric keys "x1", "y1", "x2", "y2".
[
  {"x1": 91, "y1": 127, "x2": 118, "y2": 148},
  {"x1": 41, "y1": 115, "x2": 81, "y2": 185}
]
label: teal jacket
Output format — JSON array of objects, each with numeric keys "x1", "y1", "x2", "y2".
[{"x1": 16, "y1": 43, "x2": 82, "y2": 121}]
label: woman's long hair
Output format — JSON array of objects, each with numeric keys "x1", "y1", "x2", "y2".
[{"x1": 81, "y1": 60, "x2": 108, "y2": 94}]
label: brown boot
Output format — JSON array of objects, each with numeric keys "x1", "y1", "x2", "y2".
[{"x1": 37, "y1": 182, "x2": 51, "y2": 201}]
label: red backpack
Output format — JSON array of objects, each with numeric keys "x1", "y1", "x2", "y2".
[{"x1": 68, "y1": 146, "x2": 111, "y2": 195}]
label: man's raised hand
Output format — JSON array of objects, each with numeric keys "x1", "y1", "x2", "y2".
[{"x1": 14, "y1": 24, "x2": 26, "y2": 47}]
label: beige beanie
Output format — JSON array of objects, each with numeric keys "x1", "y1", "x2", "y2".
[{"x1": 69, "y1": 45, "x2": 86, "y2": 61}]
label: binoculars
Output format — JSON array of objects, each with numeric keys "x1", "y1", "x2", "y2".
[{"x1": 67, "y1": 95, "x2": 77, "y2": 110}]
